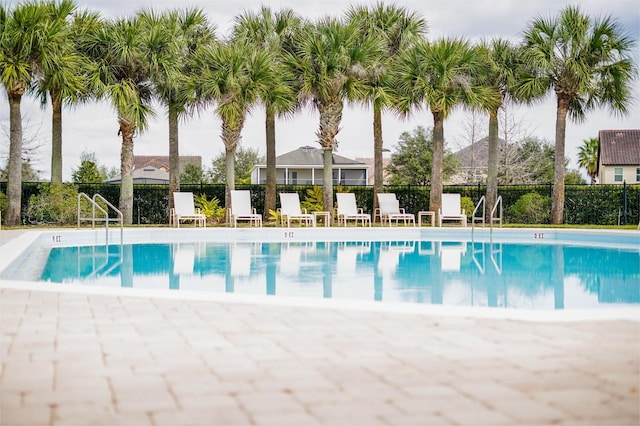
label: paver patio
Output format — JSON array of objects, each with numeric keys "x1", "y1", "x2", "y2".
[{"x1": 1, "y1": 287, "x2": 638, "y2": 426}]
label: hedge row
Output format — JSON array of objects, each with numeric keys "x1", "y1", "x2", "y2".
[{"x1": 2, "y1": 182, "x2": 639, "y2": 226}]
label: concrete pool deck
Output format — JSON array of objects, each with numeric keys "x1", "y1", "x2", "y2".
[{"x1": 1, "y1": 228, "x2": 639, "y2": 425}]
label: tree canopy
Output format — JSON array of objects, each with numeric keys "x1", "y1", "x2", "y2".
[{"x1": 387, "y1": 126, "x2": 458, "y2": 186}]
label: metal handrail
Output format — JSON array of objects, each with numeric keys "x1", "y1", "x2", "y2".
[
  {"x1": 471, "y1": 196, "x2": 485, "y2": 230},
  {"x1": 77, "y1": 193, "x2": 123, "y2": 245},
  {"x1": 490, "y1": 196, "x2": 503, "y2": 229}
]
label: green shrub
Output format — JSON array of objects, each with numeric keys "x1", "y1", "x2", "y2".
[
  {"x1": 508, "y1": 192, "x2": 551, "y2": 224},
  {"x1": 0, "y1": 192, "x2": 7, "y2": 224},
  {"x1": 26, "y1": 183, "x2": 79, "y2": 225},
  {"x1": 460, "y1": 196, "x2": 475, "y2": 220},
  {"x1": 193, "y1": 193, "x2": 226, "y2": 224},
  {"x1": 301, "y1": 186, "x2": 323, "y2": 212}
]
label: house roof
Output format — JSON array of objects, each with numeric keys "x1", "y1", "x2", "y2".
[
  {"x1": 259, "y1": 146, "x2": 367, "y2": 167},
  {"x1": 103, "y1": 166, "x2": 170, "y2": 184},
  {"x1": 133, "y1": 155, "x2": 201, "y2": 172},
  {"x1": 598, "y1": 129, "x2": 640, "y2": 166},
  {"x1": 454, "y1": 137, "x2": 507, "y2": 169},
  {"x1": 104, "y1": 155, "x2": 202, "y2": 184}
]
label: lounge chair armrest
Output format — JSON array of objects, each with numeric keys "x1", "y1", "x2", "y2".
[
  {"x1": 357, "y1": 208, "x2": 363, "y2": 214},
  {"x1": 399, "y1": 208, "x2": 406, "y2": 214}
]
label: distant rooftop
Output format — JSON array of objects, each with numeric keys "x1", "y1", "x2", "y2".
[
  {"x1": 598, "y1": 129, "x2": 640, "y2": 166},
  {"x1": 259, "y1": 146, "x2": 366, "y2": 167}
]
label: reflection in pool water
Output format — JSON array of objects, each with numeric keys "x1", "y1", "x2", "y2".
[{"x1": 34, "y1": 240, "x2": 640, "y2": 310}]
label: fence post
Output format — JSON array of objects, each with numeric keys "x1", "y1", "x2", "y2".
[{"x1": 623, "y1": 180, "x2": 627, "y2": 225}]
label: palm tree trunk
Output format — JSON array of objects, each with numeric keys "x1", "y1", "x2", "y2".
[
  {"x1": 552, "y1": 97, "x2": 569, "y2": 225},
  {"x1": 322, "y1": 147, "x2": 333, "y2": 213},
  {"x1": 373, "y1": 105, "x2": 383, "y2": 213},
  {"x1": 119, "y1": 121, "x2": 135, "y2": 225},
  {"x1": 316, "y1": 99, "x2": 342, "y2": 213},
  {"x1": 168, "y1": 107, "x2": 180, "y2": 215},
  {"x1": 225, "y1": 145, "x2": 235, "y2": 219},
  {"x1": 50, "y1": 93, "x2": 63, "y2": 184},
  {"x1": 222, "y1": 117, "x2": 244, "y2": 223},
  {"x1": 6, "y1": 89, "x2": 24, "y2": 226},
  {"x1": 265, "y1": 110, "x2": 276, "y2": 217},
  {"x1": 430, "y1": 111, "x2": 444, "y2": 217},
  {"x1": 486, "y1": 109, "x2": 499, "y2": 218}
]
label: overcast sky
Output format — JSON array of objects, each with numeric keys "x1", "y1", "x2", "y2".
[{"x1": 1, "y1": 0, "x2": 639, "y2": 181}]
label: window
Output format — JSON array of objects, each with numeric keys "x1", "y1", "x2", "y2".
[
  {"x1": 636, "y1": 168, "x2": 640, "y2": 182},
  {"x1": 290, "y1": 171, "x2": 297, "y2": 185},
  {"x1": 614, "y1": 167, "x2": 623, "y2": 182}
]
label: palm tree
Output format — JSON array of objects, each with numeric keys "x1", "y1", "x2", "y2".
[
  {"x1": 36, "y1": 1, "x2": 96, "y2": 184},
  {"x1": 0, "y1": 1, "x2": 69, "y2": 225},
  {"x1": 519, "y1": 6, "x2": 636, "y2": 224},
  {"x1": 286, "y1": 17, "x2": 383, "y2": 213},
  {"x1": 232, "y1": 7, "x2": 301, "y2": 217},
  {"x1": 196, "y1": 39, "x2": 275, "y2": 214},
  {"x1": 396, "y1": 38, "x2": 498, "y2": 216},
  {"x1": 138, "y1": 8, "x2": 215, "y2": 213},
  {"x1": 577, "y1": 137, "x2": 599, "y2": 185},
  {"x1": 478, "y1": 38, "x2": 523, "y2": 217},
  {"x1": 84, "y1": 16, "x2": 155, "y2": 224},
  {"x1": 346, "y1": 3, "x2": 427, "y2": 211}
]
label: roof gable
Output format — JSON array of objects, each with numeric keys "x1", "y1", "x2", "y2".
[
  {"x1": 273, "y1": 146, "x2": 366, "y2": 166},
  {"x1": 133, "y1": 155, "x2": 202, "y2": 172},
  {"x1": 598, "y1": 130, "x2": 640, "y2": 166},
  {"x1": 454, "y1": 137, "x2": 508, "y2": 168}
]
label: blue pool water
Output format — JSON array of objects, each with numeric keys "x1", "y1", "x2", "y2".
[{"x1": 24, "y1": 239, "x2": 640, "y2": 310}]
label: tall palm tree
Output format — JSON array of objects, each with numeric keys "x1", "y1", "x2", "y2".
[
  {"x1": 478, "y1": 38, "x2": 523, "y2": 217},
  {"x1": 346, "y1": 3, "x2": 427, "y2": 211},
  {"x1": 138, "y1": 8, "x2": 215, "y2": 213},
  {"x1": 0, "y1": 0, "x2": 68, "y2": 225},
  {"x1": 84, "y1": 16, "x2": 155, "y2": 224},
  {"x1": 232, "y1": 6, "x2": 301, "y2": 217},
  {"x1": 196, "y1": 39, "x2": 275, "y2": 214},
  {"x1": 36, "y1": 1, "x2": 95, "y2": 184},
  {"x1": 519, "y1": 6, "x2": 636, "y2": 224},
  {"x1": 577, "y1": 137, "x2": 599, "y2": 185},
  {"x1": 396, "y1": 38, "x2": 498, "y2": 216},
  {"x1": 287, "y1": 17, "x2": 384, "y2": 213}
]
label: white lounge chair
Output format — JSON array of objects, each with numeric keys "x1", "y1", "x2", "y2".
[
  {"x1": 278, "y1": 193, "x2": 314, "y2": 227},
  {"x1": 171, "y1": 192, "x2": 206, "y2": 228},
  {"x1": 229, "y1": 190, "x2": 262, "y2": 227},
  {"x1": 439, "y1": 193, "x2": 467, "y2": 227},
  {"x1": 376, "y1": 193, "x2": 415, "y2": 226},
  {"x1": 336, "y1": 193, "x2": 371, "y2": 227}
]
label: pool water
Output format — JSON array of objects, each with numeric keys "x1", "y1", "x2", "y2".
[{"x1": 31, "y1": 240, "x2": 639, "y2": 310}]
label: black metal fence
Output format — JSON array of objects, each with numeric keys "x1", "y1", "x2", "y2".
[{"x1": 2, "y1": 181, "x2": 639, "y2": 226}]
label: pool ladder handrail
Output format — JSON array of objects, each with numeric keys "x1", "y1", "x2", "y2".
[
  {"x1": 77, "y1": 193, "x2": 123, "y2": 245},
  {"x1": 471, "y1": 196, "x2": 486, "y2": 228},
  {"x1": 490, "y1": 196, "x2": 503, "y2": 229}
]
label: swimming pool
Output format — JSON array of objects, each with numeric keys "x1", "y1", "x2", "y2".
[{"x1": 1, "y1": 227, "x2": 638, "y2": 312}]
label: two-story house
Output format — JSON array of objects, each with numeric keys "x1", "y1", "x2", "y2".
[
  {"x1": 597, "y1": 129, "x2": 640, "y2": 184},
  {"x1": 251, "y1": 146, "x2": 369, "y2": 186}
]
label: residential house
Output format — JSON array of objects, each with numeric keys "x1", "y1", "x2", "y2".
[
  {"x1": 355, "y1": 157, "x2": 392, "y2": 186},
  {"x1": 597, "y1": 129, "x2": 640, "y2": 184},
  {"x1": 251, "y1": 146, "x2": 369, "y2": 186},
  {"x1": 449, "y1": 137, "x2": 507, "y2": 184},
  {"x1": 105, "y1": 155, "x2": 201, "y2": 184}
]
